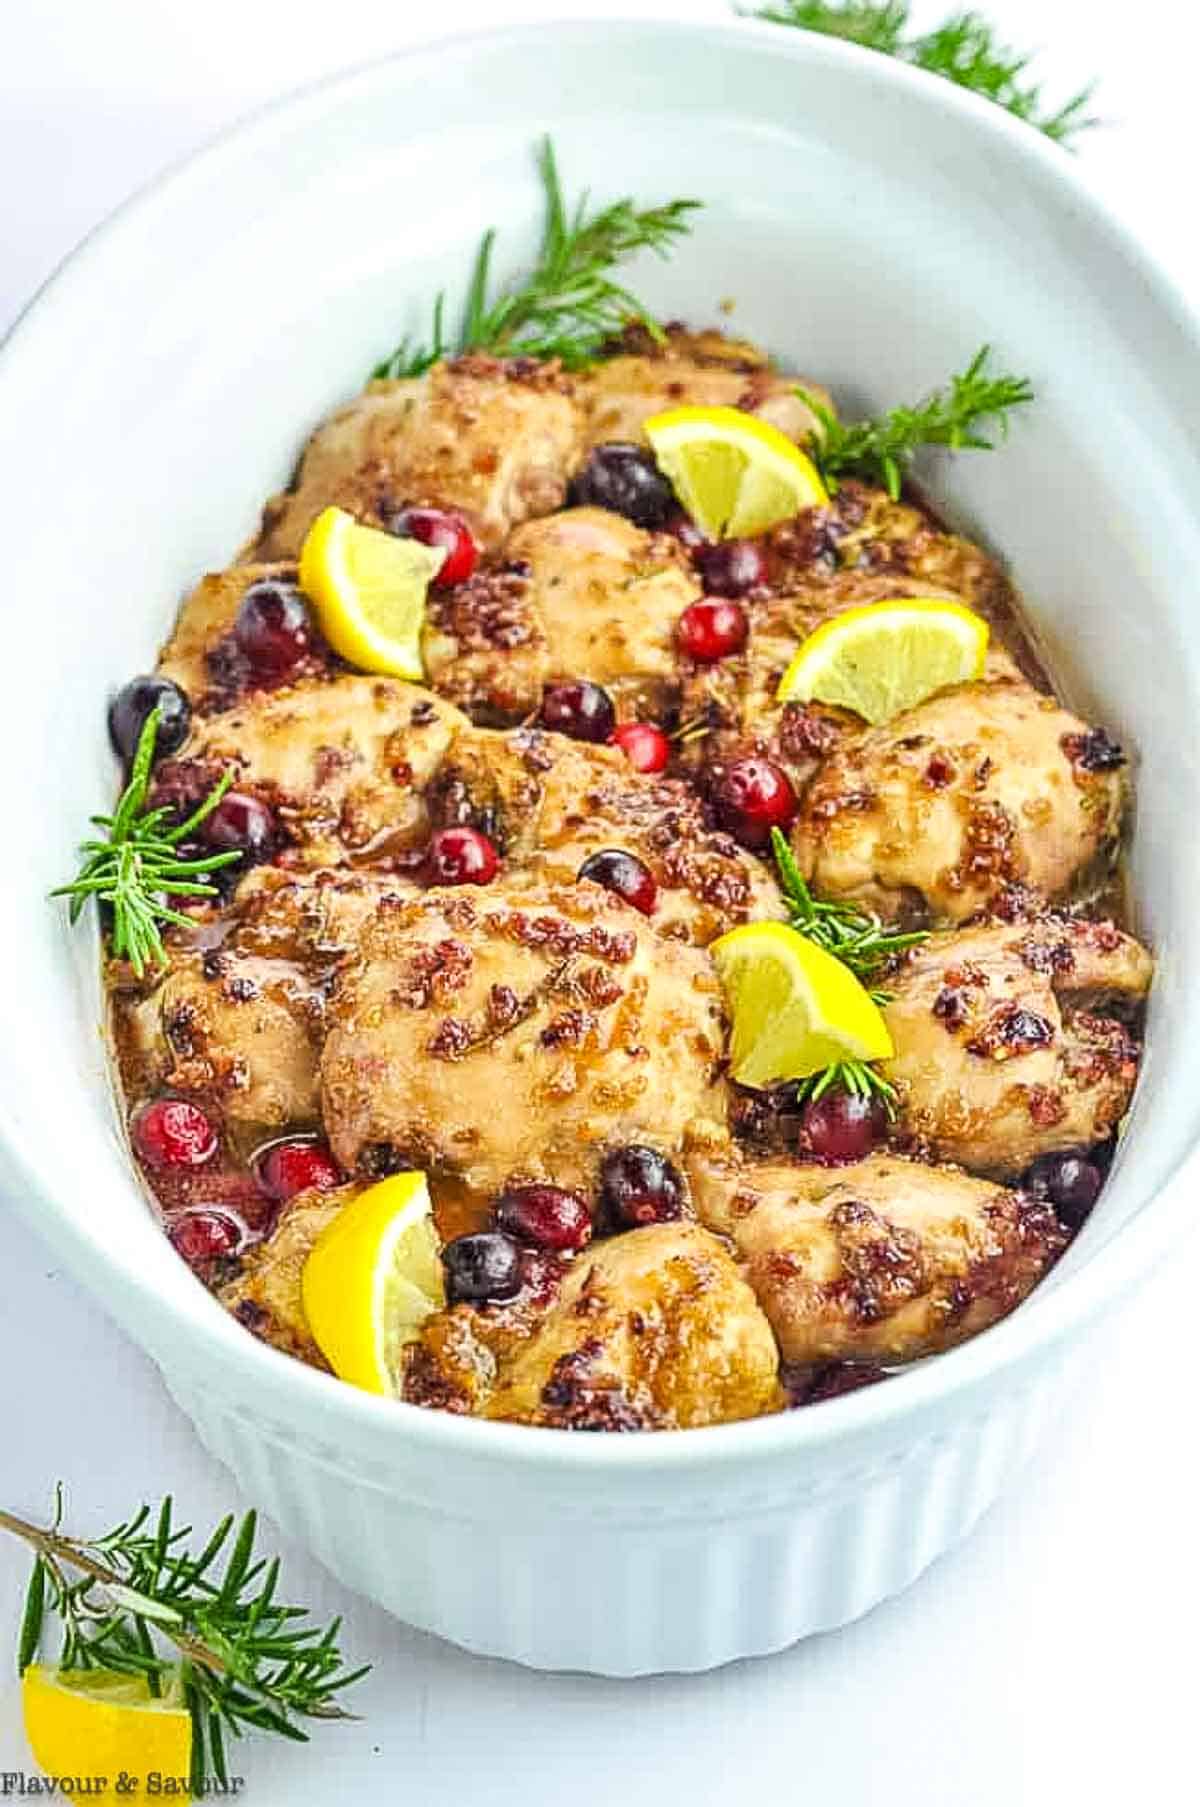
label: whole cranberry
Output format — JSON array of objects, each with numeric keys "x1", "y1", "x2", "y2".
[
  {"x1": 568, "y1": 443, "x2": 676, "y2": 529},
  {"x1": 203, "y1": 792, "x2": 277, "y2": 864},
  {"x1": 389, "y1": 506, "x2": 478, "y2": 588},
  {"x1": 713, "y1": 757, "x2": 797, "y2": 850},
  {"x1": 801, "y1": 1090, "x2": 887, "y2": 1164},
  {"x1": 539, "y1": 680, "x2": 616, "y2": 744},
  {"x1": 598, "y1": 1145, "x2": 683, "y2": 1230},
  {"x1": 424, "y1": 826, "x2": 500, "y2": 886},
  {"x1": 697, "y1": 539, "x2": 768, "y2": 598},
  {"x1": 610, "y1": 720, "x2": 670, "y2": 774},
  {"x1": 665, "y1": 511, "x2": 710, "y2": 555},
  {"x1": 108, "y1": 676, "x2": 191, "y2": 766},
  {"x1": 1024, "y1": 1151, "x2": 1103, "y2": 1229},
  {"x1": 495, "y1": 1185, "x2": 592, "y2": 1253},
  {"x1": 258, "y1": 1139, "x2": 341, "y2": 1201},
  {"x1": 134, "y1": 1099, "x2": 218, "y2": 1171},
  {"x1": 676, "y1": 598, "x2": 749, "y2": 663},
  {"x1": 442, "y1": 1231, "x2": 523, "y2": 1305},
  {"x1": 168, "y1": 1207, "x2": 247, "y2": 1265},
  {"x1": 234, "y1": 581, "x2": 314, "y2": 683},
  {"x1": 578, "y1": 848, "x2": 657, "y2": 916}
]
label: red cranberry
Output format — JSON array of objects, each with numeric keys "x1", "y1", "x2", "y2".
[
  {"x1": 203, "y1": 792, "x2": 276, "y2": 864},
  {"x1": 578, "y1": 848, "x2": 657, "y2": 916},
  {"x1": 610, "y1": 721, "x2": 670, "y2": 774},
  {"x1": 676, "y1": 598, "x2": 749, "y2": 663},
  {"x1": 713, "y1": 757, "x2": 797, "y2": 850},
  {"x1": 258, "y1": 1139, "x2": 341, "y2": 1201},
  {"x1": 234, "y1": 581, "x2": 314, "y2": 682},
  {"x1": 389, "y1": 506, "x2": 478, "y2": 587},
  {"x1": 424, "y1": 826, "x2": 500, "y2": 886},
  {"x1": 665, "y1": 511, "x2": 710, "y2": 555},
  {"x1": 495, "y1": 1185, "x2": 592, "y2": 1252},
  {"x1": 598, "y1": 1145, "x2": 683, "y2": 1230},
  {"x1": 109, "y1": 676, "x2": 191, "y2": 766},
  {"x1": 800, "y1": 1090, "x2": 886, "y2": 1164},
  {"x1": 697, "y1": 539, "x2": 768, "y2": 598},
  {"x1": 133, "y1": 1099, "x2": 218, "y2": 1171},
  {"x1": 168, "y1": 1207, "x2": 247, "y2": 1265},
  {"x1": 1024, "y1": 1152, "x2": 1103, "y2": 1229},
  {"x1": 539, "y1": 680, "x2": 616, "y2": 743},
  {"x1": 568, "y1": 443, "x2": 676, "y2": 528},
  {"x1": 442, "y1": 1231, "x2": 523, "y2": 1305}
]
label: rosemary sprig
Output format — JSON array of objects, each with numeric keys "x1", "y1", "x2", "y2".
[
  {"x1": 5, "y1": 1490, "x2": 368, "y2": 1791},
  {"x1": 372, "y1": 137, "x2": 700, "y2": 379},
  {"x1": 771, "y1": 828, "x2": 925, "y2": 1113},
  {"x1": 799, "y1": 344, "x2": 1034, "y2": 501},
  {"x1": 749, "y1": 3, "x2": 1097, "y2": 144},
  {"x1": 50, "y1": 709, "x2": 238, "y2": 978}
]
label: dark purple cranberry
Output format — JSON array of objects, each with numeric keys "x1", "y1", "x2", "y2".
[
  {"x1": 800, "y1": 1090, "x2": 886, "y2": 1164},
  {"x1": 539, "y1": 680, "x2": 616, "y2": 744},
  {"x1": 108, "y1": 676, "x2": 191, "y2": 766},
  {"x1": 598, "y1": 1145, "x2": 683, "y2": 1230},
  {"x1": 665, "y1": 510, "x2": 710, "y2": 555},
  {"x1": 676, "y1": 598, "x2": 749, "y2": 663},
  {"x1": 1024, "y1": 1152, "x2": 1104, "y2": 1228},
  {"x1": 423, "y1": 826, "x2": 500, "y2": 886},
  {"x1": 168, "y1": 1207, "x2": 248, "y2": 1265},
  {"x1": 568, "y1": 442, "x2": 676, "y2": 528},
  {"x1": 578, "y1": 848, "x2": 657, "y2": 916},
  {"x1": 258, "y1": 1139, "x2": 341, "y2": 1201},
  {"x1": 442, "y1": 1231, "x2": 523, "y2": 1305},
  {"x1": 234, "y1": 581, "x2": 314, "y2": 682},
  {"x1": 495, "y1": 1185, "x2": 592, "y2": 1253},
  {"x1": 389, "y1": 506, "x2": 478, "y2": 587},
  {"x1": 203, "y1": 792, "x2": 276, "y2": 865},
  {"x1": 712, "y1": 757, "x2": 797, "y2": 850},
  {"x1": 610, "y1": 720, "x2": 670, "y2": 774},
  {"x1": 133, "y1": 1099, "x2": 218, "y2": 1171},
  {"x1": 697, "y1": 538, "x2": 768, "y2": 598}
]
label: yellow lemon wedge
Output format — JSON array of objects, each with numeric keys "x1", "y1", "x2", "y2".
[
  {"x1": 22, "y1": 1664, "x2": 191, "y2": 1794},
  {"x1": 711, "y1": 920, "x2": 893, "y2": 1090},
  {"x1": 301, "y1": 1171, "x2": 444, "y2": 1396},
  {"x1": 777, "y1": 597, "x2": 989, "y2": 725},
  {"x1": 298, "y1": 505, "x2": 446, "y2": 680},
  {"x1": 644, "y1": 404, "x2": 829, "y2": 539}
]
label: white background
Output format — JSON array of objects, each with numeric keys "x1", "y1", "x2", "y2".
[{"x1": 3, "y1": 2, "x2": 1199, "y2": 1800}]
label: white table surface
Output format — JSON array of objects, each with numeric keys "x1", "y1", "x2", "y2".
[{"x1": 3, "y1": 2, "x2": 1198, "y2": 1800}]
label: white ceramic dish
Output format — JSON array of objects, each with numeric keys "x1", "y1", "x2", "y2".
[{"x1": 3, "y1": 18, "x2": 1200, "y2": 1676}]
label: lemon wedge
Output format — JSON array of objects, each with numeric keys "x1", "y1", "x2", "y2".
[
  {"x1": 301, "y1": 1171, "x2": 444, "y2": 1395},
  {"x1": 298, "y1": 505, "x2": 445, "y2": 680},
  {"x1": 23, "y1": 1664, "x2": 191, "y2": 1793},
  {"x1": 711, "y1": 920, "x2": 893, "y2": 1089},
  {"x1": 644, "y1": 404, "x2": 829, "y2": 539},
  {"x1": 777, "y1": 597, "x2": 989, "y2": 725}
]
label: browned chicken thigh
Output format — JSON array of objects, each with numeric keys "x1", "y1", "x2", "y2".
[
  {"x1": 320, "y1": 878, "x2": 728, "y2": 1201},
  {"x1": 255, "y1": 356, "x2": 584, "y2": 559},
  {"x1": 881, "y1": 913, "x2": 1151, "y2": 1176},
  {"x1": 791, "y1": 679, "x2": 1126, "y2": 925},
  {"x1": 686, "y1": 1143, "x2": 1066, "y2": 1365}
]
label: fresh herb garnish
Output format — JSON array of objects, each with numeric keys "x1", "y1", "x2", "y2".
[
  {"x1": 798, "y1": 344, "x2": 1034, "y2": 501},
  {"x1": 50, "y1": 708, "x2": 238, "y2": 978},
  {"x1": 372, "y1": 137, "x2": 701, "y2": 379},
  {"x1": 771, "y1": 827, "x2": 925, "y2": 1112},
  {"x1": 5, "y1": 1489, "x2": 368, "y2": 1793},
  {"x1": 749, "y1": 3, "x2": 1096, "y2": 144}
]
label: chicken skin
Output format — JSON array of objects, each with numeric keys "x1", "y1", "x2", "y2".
[
  {"x1": 423, "y1": 507, "x2": 700, "y2": 723},
  {"x1": 686, "y1": 1144, "x2": 1066, "y2": 1365},
  {"x1": 180, "y1": 674, "x2": 465, "y2": 865},
  {"x1": 405, "y1": 1222, "x2": 783, "y2": 1429},
  {"x1": 320, "y1": 878, "x2": 728, "y2": 1201},
  {"x1": 255, "y1": 356, "x2": 584, "y2": 559},
  {"x1": 791, "y1": 679, "x2": 1126, "y2": 925},
  {"x1": 219, "y1": 1187, "x2": 348, "y2": 1365},
  {"x1": 881, "y1": 914, "x2": 1151, "y2": 1176},
  {"x1": 428, "y1": 725, "x2": 784, "y2": 945}
]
